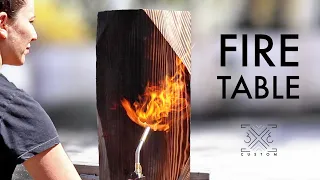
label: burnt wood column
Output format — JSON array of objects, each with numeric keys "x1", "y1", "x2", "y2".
[{"x1": 96, "y1": 9, "x2": 191, "y2": 180}]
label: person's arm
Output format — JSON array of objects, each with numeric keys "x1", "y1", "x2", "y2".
[
  {"x1": 0, "y1": 88, "x2": 82, "y2": 179},
  {"x1": 23, "y1": 143, "x2": 82, "y2": 180}
]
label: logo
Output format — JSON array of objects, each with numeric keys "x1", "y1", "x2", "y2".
[{"x1": 241, "y1": 124, "x2": 277, "y2": 156}]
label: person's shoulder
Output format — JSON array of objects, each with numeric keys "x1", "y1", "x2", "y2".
[
  {"x1": 0, "y1": 74, "x2": 23, "y2": 110},
  {"x1": 0, "y1": 74, "x2": 60, "y2": 165},
  {"x1": 0, "y1": 73, "x2": 25, "y2": 99},
  {"x1": 0, "y1": 73, "x2": 44, "y2": 120},
  {"x1": 0, "y1": 73, "x2": 33, "y2": 97}
]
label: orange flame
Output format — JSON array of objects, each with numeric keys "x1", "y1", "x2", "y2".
[{"x1": 121, "y1": 57, "x2": 189, "y2": 132}]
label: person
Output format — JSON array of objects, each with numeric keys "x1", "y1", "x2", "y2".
[{"x1": 0, "y1": 0, "x2": 82, "y2": 179}]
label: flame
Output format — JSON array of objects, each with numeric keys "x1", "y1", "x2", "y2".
[{"x1": 121, "y1": 57, "x2": 189, "y2": 132}]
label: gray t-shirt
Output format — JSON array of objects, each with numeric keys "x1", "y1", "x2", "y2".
[{"x1": 0, "y1": 74, "x2": 60, "y2": 179}]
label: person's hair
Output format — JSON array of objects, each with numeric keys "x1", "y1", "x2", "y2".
[{"x1": 0, "y1": 0, "x2": 26, "y2": 19}]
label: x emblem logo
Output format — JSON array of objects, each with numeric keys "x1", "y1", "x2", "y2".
[{"x1": 241, "y1": 124, "x2": 277, "y2": 152}]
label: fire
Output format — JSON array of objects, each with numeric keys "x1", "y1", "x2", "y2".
[{"x1": 121, "y1": 57, "x2": 189, "y2": 132}]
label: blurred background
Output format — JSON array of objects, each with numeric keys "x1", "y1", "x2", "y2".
[{"x1": 6, "y1": 0, "x2": 320, "y2": 179}]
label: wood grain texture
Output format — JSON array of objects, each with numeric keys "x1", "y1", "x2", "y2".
[
  {"x1": 96, "y1": 9, "x2": 190, "y2": 180},
  {"x1": 190, "y1": 173, "x2": 210, "y2": 180},
  {"x1": 177, "y1": 157, "x2": 190, "y2": 180},
  {"x1": 97, "y1": 116, "x2": 111, "y2": 179},
  {"x1": 75, "y1": 164, "x2": 99, "y2": 176},
  {"x1": 143, "y1": 10, "x2": 191, "y2": 74}
]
